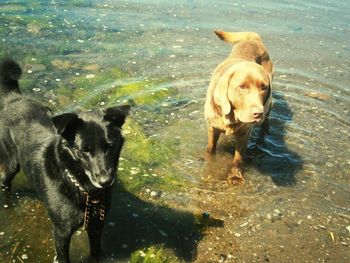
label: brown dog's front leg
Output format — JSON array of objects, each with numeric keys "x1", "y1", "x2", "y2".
[
  {"x1": 228, "y1": 129, "x2": 251, "y2": 184},
  {"x1": 207, "y1": 126, "x2": 221, "y2": 154}
]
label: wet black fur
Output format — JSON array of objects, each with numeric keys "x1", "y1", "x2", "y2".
[{"x1": 0, "y1": 58, "x2": 129, "y2": 263}]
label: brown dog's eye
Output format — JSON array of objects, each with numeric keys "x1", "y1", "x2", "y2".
[
  {"x1": 261, "y1": 85, "x2": 268, "y2": 91},
  {"x1": 239, "y1": 84, "x2": 245, "y2": 89}
]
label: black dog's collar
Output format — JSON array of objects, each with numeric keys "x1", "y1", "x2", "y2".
[
  {"x1": 63, "y1": 169, "x2": 106, "y2": 230},
  {"x1": 64, "y1": 169, "x2": 87, "y2": 194}
]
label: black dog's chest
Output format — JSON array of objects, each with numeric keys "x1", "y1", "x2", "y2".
[{"x1": 82, "y1": 194, "x2": 107, "y2": 229}]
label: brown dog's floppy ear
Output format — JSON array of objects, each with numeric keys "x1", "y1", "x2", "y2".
[
  {"x1": 103, "y1": 105, "x2": 130, "y2": 128},
  {"x1": 264, "y1": 82, "x2": 271, "y2": 105},
  {"x1": 213, "y1": 69, "x2": 235, "y2": 115},
  {"x1": 263, "y1": 74, "x2": 272, "y2": 105}
]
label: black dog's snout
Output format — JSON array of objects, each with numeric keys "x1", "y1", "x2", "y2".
[{"x1": 98, "y1": 176, "x2": 114, "y2": 187}]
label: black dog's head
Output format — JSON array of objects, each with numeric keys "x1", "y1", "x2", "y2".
[{"x1": 52, "y1": 105, "x2": 130, "y2": 190}]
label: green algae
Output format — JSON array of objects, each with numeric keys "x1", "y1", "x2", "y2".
[
  {"x1": 63, "y1": 0, "x2": 94, "y2": 8},
  {"x1": 70, "y1": 67, "x2": 126, "y2": 90},
  {"x1": 118, "y1": 119, "x2": 185, "y2": 193},
  {"x1": 129, "y1": 246, "x2": 180, "y2": 263},
  {"x1": 51, "y1": 64, "x2": 185, "y2": 193},
  {"x1": 0, "y1": 4, "x2": 28, "y2": 13},
  {"x1": 54, "y1": 66, "x2": 175, "y2": 110}
]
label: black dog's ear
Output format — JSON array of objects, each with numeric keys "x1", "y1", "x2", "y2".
[
  {"x1": 103, "y1": 105, "x2": 130, "y2": 127},
  {"x1": 52, "y1": 113, "x2": 79, "y2": 134},
  {"x1": 52, "y1": 113, "x2": 83, "y2": 145}
]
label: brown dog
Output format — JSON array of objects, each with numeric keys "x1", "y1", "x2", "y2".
[{"x1": 204, "y1": 31, "x2": 273, "y2": 184}]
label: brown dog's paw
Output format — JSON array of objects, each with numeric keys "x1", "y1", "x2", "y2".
[
  {"x1": 206, "y1": 147, "x2": 216, "y2": 154},
  {"x1": 227, "y1": 167, "x2": 244, "y2": 185}
]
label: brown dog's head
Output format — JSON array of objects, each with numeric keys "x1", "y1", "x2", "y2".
[{"x1": 214, "y1": 61, "x2": 271, "y2": 124}]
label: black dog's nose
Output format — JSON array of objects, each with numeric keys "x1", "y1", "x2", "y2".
[{"x1": 98, "y1": 177, "x2": 114, "y2": 187}]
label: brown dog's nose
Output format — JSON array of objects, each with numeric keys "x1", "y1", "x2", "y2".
[
  {"x1": 252, "y1": 108, "x2": 264, "y2": 120},
  {"x1": 253, "y1": 111, "x2": 263, "y2": 118}
]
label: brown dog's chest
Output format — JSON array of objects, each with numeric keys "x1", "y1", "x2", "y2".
[{"x1": 224, "y1": 121, "x2": 252, "y2": 135}]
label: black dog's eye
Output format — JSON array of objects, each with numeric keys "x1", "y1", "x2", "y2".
[
  {"x1": 105, "y1": 142, "x2": 115, "y2": 150},
  {"x1": 82, "y1": 145, "x2": 92, "y2": 153}
]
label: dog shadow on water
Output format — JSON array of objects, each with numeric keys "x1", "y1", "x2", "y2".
[
  {"x1": 1, "y1": 177, "x2": 223, "y2": 262},
  {"x1": 101, "y1": 182, "x2": 224, "y2": 261},
  {"x1": 205, "y1": 92, "x2": 303, "y2": 186},
  {"x1": 246, "y1": 91, "x2": 303, "y2": 185}
]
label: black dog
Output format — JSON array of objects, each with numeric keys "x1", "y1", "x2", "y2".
[{"x1": 0, "y1": 59, "x2": 130, "y2": 262}]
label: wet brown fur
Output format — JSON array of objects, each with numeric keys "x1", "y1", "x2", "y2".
[{"x1": 204, "y1": 31, "x2": 273, "y2": 184}]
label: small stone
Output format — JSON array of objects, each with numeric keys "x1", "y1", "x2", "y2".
[
  {"x1": 346, "y1": 226, "x2": 350, "y2": 233},
  {"x1": 273, "y1": 209, "x2": 281, "y2": 216},
  {"x1": 240, "y1": 222, "x2": 248, "y2": 227},
  {"x1": 158, "y1": 229, "x2": 168, "y2": 237},
  {"x1": 150, "y1": 191, "x2": 158, "y2": 197},
  {"x1": 132, "y1": 213, "x2": 139, "y2": 218},
  {"x1": 21, "y1": 254, "x2": 28, "y2": 260},
  {"x1": 86, "y1": 74, "x2": 95, "y2": 79},
  {"x1": 130, "y1": 169, "x2": 139, "y2": 175},
  {"x1": 0, "y1": 232, "x2": 4, "y2": 236},
  {"x1": 3, "y1": 205, "x2": 8, "y2": 208},
  {"x1": 202, "y1": 211, "x2": 210, "y2": 219}
]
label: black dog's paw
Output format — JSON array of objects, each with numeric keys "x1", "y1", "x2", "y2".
[{"x1": 1, "y1": 182, "x2": 11, "y2": 192}]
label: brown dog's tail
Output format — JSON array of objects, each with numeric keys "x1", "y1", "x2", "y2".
[{"x1": 214, "y1": 31, "x2": 262, "y2": 44}]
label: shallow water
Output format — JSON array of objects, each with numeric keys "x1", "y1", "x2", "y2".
[{"x1": 0, "y1": 0, "x2": 349, "y2": 262}]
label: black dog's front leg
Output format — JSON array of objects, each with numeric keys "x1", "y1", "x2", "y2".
[
  {"x1": 53, "y1": 225, "x2": 73, "y2": 263},
  {"x1": 87, "y1": 223, "x2": 104, "y2": 260}
]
